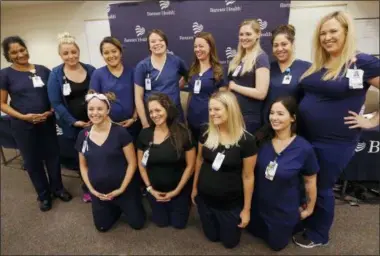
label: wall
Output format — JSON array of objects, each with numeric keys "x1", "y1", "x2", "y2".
[{"x1": 1, "y1": 0, "x2": 379, "y2": 69}]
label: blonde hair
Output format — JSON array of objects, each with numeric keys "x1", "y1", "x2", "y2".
[
  {"x1": 204, "y1": 91, "x2": 246, "y2": 150},
  {"x1": 57, "y1": 32, "x2": 79, "y2": 52},
  {"x1": 300, "y1": 11, "x2": 357, "y2": 81},
  {"x1": 228, "y1": 19, "x2": 263, "y2": 76}
]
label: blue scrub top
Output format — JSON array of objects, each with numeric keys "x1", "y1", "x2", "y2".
[
  {"x1": 253, "y1": 136, "x2": 319, "y2": 224},
  {"x1": 298, "y1": 53, "x2": 380, "y2": 145},
  {"x1": 134, "y1": 54, "x2": 188, "y2": 108},
  {"x1": 262, "y1": 59, "x2": 311, "y2": 123},
  {"x1": 187, "y1": 68, "x2": 225, "y2": 129},
  {"x1": 89, "y1": 66, "x2": 135, "y2": 123},
  {"x1": 229, "y1": 52, "x2": 270, "y2": 121},
  {"x1": 75, "y1": 123, "x2": 133, "y2": 194},
  {"x1": 0, "y1": 65, "x2": 51, "y2": 115}
]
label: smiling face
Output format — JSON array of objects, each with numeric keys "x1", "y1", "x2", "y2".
[
  {"x1": 319, "y1": 18, "x2": 346, "y2": 57},
  {"x1": 59, "y1": 43, "x2": 79, "y2": 67},
  {"x1": 269, "y1": 102, "x2": 295, "y2": 132},
  {"x1": 194, "y1": 37, "x2": 210, "y2": 62},
  {"x1": 272, "y1": 34, "x2": 293, "y2": 63},
  {"x1": 8, "y1": 43, "x2": 29, "y2": 65},
  {"x1": 209, "y1": 99, "x2": 228, "y2": 126},
  {"x1": 148, "y1": 100, "x2": 168, "y2": 126},
  {"x1": 149, "y1": 32, "x2": 167, "y2": 56},
  {"x1": 239, "y1": 24, "x2": 259, "y2": 50},
  {"x1": 87, "y1": 98, "x2": 109, "y2": 125},
  {"x1": 101, "y1": 43, "x2": 122, "y2": 67}
]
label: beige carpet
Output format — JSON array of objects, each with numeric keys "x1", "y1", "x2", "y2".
[{"x1": 1, "y1": 149, "x2": 379, "y2": 255}]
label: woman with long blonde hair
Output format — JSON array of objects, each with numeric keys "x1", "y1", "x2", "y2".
[
  {"x1": 293, "y1": 11, "x2": 379, "y2": 248},
  {"x1": 191, "y1": 91, "x2": 257, "y2": 248},
  {"x1": 228, "y1": 19, "x2": 270, "y2": 133}
]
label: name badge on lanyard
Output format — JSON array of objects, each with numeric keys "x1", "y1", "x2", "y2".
[
  {"x1": 346, "y1": 65, "x2": 364, "y2": 89},
  {"x1": 282, "y1": 68, "x2": 292, "y2": 84},
  {"x1": 232, "y1": 65, "x2": 242, "y2": 77},
  {"x1": 265, "y1": 160, "x2": 278, "y2": 181},
  {"x1": 31, "y1": 75, "x2": 45, "y2": 88},
  {"x1": 141, "y1": 142, "x2": 152, "y2": 167},
  {"x1": 145, "y1": 74, "x2": 152, "y2": 91},
  {"x1": 212, "y1": 152, "x2": 225, "y2": 171},
  {"x1": 194, "y1": 73, "x2": 203, "y2": 94},
  {"x1": 82, "y1": 130, "x2": 91, "y2": 154},
  {"x1": 62, "y1": 77, "x2": 72, "y2": 96}
]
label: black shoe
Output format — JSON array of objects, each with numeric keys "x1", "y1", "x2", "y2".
[
  {"x1": 52, "y1": 190, "x2": 73, "y2": 202},
  {"x1": 292, "y1": 232, "x2": 329, "y2": 248},
  {"x1": 39, "y1": 199, "x2": 52, "y2": 212}
]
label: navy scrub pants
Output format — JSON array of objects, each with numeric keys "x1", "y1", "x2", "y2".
[
  {"x1": 195, "y1": 195, "x2": 242, "y2": 249},
  {"x1": 304, "y1": 143, "x2": 356, "y2": 244},
  {"x1": 91, "y1": 178, "x2": 146, "y2": 232},
  {"x1": 11, "y1": 117, "x2": 64, "y2": 201},
  {"x1": 146, "y1": 184, "x2": 191, "y2": 229}
]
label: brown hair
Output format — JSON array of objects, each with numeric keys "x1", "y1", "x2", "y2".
[
  {"x1": 147, "y1": 29, "x2": 169, "y2": 52},
  {"x1": 271, "y1": 24, "x2": 296, "y2": 44},
  {"x1": 188, "y1": 32, "x2": 224, "y2": 82},
  {"x1": 147, "y1": 93, "x2": 192, "y2": 158},
  {"x1": 99, "y1": 36, "x2": 123, "y2": 54}
]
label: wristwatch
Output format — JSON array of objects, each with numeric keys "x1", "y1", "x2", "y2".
[{"x1": 146, "y1": 185, "x2": 153, "y2": 193}]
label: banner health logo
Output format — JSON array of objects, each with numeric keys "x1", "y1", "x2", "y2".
[
  {"x1": 124, "y1": 25, "x2": 147, "y2": 43},
  {"x1": 210, "y1": 0, "x2": 242, "y2": 13},
  {"x1": 257, "y1": 18, "x2": 272, "y2": 37},
  {"x1": 220, "y1": 46, "x2": 237, "y2": 65},
  {"x1": 107, "y1": 5, "x2": 116, "y2": 20},
  {"x1": 179, "y1": 22, "x2": 203, "y2": 41},
  {"x1": 147, "y1": 0, "x2": 175, "y2": 17},
  {"x1": 355, "y1": 142, "x2": 366, "y2": 152}
]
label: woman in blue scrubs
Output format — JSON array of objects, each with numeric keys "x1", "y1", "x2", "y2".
[
  {"x1": 90, "y1": 37, "x2": 140, "y2": 139},
  {"x1": 137, "y1": 93, "x2": 196, "y2": 229},
  {"x1": 187, "y1": 32, "x2": 226, "y2": 141},
  {"x1": 192, "y1": 91, "x2": 257, "y2": 249},
  {"x1": 293, "y1": 11, "x2": 380, "y2": 248},
  {"x1": 247, "y1": 96, "x2": 318, "y2": 251},
  {"x1": 47, "y1": 32, "x2": 95, "y2": 203},
  {"x1": 134, "y1": 29, "x2": 188, "y2": 127},
  {"x1": 263, "y1": 25, "x2": 311, "y2": 123},
  {"x1": 0, "y1": 36, "x2": 72, "y2": 211},
  {"x1": 75, "y1": 90, "x2": 145, "y2": 232},
  {"x1": 228, "y1": 19, "x2": 270, "y2": 134}
]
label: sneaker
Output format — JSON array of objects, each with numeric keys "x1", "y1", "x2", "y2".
[
  {"x1": 293, "y1": 232, "x2": 329, "y2": 248},
  {"x1": 82, "y1": 192, "x2": 92, "y2": 203}
]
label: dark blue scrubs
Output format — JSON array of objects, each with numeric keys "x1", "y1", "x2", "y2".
[
  {"x1": 134, "y1": 54, "x2": 188, "y2": 121},
  {"x1": 247, "y1": 136, "x2": 319, "y2": 251},
  {"x1": 229, "y1": 52, "x2": 270, "y2": 133},
  {"x1": 90, "y1": 66, "x2": 141, "y2": 139},
  {"x1": 262, "y1": 59, "x2": 311, "y2": 123},
  {"x1": 298, "y1": 53, "x2": 380, "y2": 244},
  {"x1": 187, "y1": 68, "x2": 225, "y2": 141},
  {"x1": 0, "y1": 65, "x2": 64, "y2": 201},
  {"x1": 197, "y1": 131, "x2": 257, "y2": 248},
  {"x1": 75, "y1": 124, "x2": 145, "y2": 231},
  {"x1": 136, "y1": 127, "x2": 195, "y2": 229}
]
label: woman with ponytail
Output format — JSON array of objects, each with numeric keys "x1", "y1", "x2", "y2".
[{"x1": 136, "y1": 92, "x2": 196, "y2": 229}]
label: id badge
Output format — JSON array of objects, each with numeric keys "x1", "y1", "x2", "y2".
[
  {"x1": 282, "y1": 75, "x2": 292, "y2": 85},
  {"x1": 232, "y1": 65, "x2": 242, "y2": 77},
  {"x1": 212, "y1": 152, "x2": 225, "y2": 171},
  {"x1": 81, "y1": 140, "x2": 88, "y2": 154},
  {"x1": 145, "y1": 78, "x2": 152, "y2": 90},
  {"x1": 346, "y1": 69, "x2": 364, "y2": 89},
  {"x1": 142, "y1": 150, "x2": 150, "y2": 167},
  {"x1": 265, "y1": 161, "x2": 278, "y2": 181},
  {"x1": 194, "y1": 79, "x2": 202, "y2": 94},
  {"x1": 32, "y1": 76, "x2": 45, "y2": 88},
  {"x1": 63, "y1": 83, "x2": 71, "y2": 96}
]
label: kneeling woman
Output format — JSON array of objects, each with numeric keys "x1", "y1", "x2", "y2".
[
  {"x1": 192, "y1": 91, "x2": 257, "y2": 249},
  {"x1": 137, "y1": 93, "x2": 196, "y2": 229},
  {"x1": 247, "y1": 96, "x2": 318, "y2": 251},
  {"x1": 76, "y1": 90, "x2": 146, "y2": 232}
]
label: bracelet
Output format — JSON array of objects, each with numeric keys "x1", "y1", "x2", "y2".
[{"x1": 146, "y1": 185, "x2": 153, "y2": 193}]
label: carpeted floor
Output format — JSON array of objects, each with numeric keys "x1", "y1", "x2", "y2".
[{"x1": 1, "y1": 149, "x2": 379, "y2": 255}]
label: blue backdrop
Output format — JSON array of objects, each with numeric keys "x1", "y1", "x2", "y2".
[{"x1": 108, "y1": 0, "x2": 291, "y2": 68}]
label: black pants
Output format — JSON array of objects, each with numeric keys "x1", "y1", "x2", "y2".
[
  {"x1": 146, "y1": 184, "x2": 191, "y2": 229},
  {"x1": 11, "y1": 117, "x2": 64, "y2": 201},
  {"x1": 90, "y1": 179, "x2": 146, "y2": 232},
  {"x1": 195, "y1": 195, "x2": 242, "y2": 249}
]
